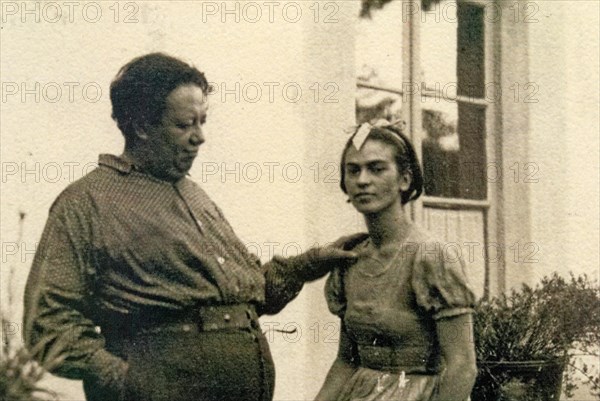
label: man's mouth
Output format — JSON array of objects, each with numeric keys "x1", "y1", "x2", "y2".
[{"x1": 181, "y1": 151, "x2": 198, "y2": 159}]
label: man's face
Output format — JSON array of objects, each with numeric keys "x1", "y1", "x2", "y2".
[{"x1": 143, "y1": 84, "x2": 208, "y2": 181}]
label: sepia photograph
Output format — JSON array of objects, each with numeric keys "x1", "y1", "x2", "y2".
[{"x1": 1, "y1": 1, "x2": 599, "y2": 400}]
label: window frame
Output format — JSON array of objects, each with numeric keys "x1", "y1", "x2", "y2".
[{"x1": 356, "y1": 0, "x2": 502, "y2": 298}]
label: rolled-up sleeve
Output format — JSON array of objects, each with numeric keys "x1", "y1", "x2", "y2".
[
  {"x1": 23, "y1": 195, "x2": 127, "y2": 385},
  {"x1": 259, "y1": 233, "x2": 368, "y2": 315},
  {"x1": 258, "y1": 256, "x2": 305, "y2": 315}
]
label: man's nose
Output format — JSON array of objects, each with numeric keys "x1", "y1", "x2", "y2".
[{"x1": 190, "y1": 126, "x2": 205, "y2": 146}]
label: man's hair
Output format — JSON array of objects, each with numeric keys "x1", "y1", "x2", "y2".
[{"x1": 110, "y1": 52, "x2": 209, "y2": 140}]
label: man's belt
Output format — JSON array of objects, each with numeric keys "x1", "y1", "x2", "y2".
[{"x1": 130, "y1": 304, "x2": 259, "y2": 336}]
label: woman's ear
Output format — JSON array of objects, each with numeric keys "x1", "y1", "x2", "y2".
[{"x1": 399, "y1": 170, "x2": 412, "y2": 192}]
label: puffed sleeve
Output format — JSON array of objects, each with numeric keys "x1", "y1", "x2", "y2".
[
  {"x1": 411, "y1": 240, "x2": 476, "y2": 320},
  {"x1": 325, "y1": 266, "x2": 346, "y2": 317}
]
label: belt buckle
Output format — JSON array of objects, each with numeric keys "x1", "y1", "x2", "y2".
[
  {"x1": 181, "y1": 323, "x2": 194, "y2": 333},
  {"x1": 198, "y1": 304, "x2": 252, "y2": 332}
]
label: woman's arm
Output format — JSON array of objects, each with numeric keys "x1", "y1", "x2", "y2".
[
  {"x1": 433, "y1": 313, "x2": 477, "y2": 401},
  {"x1": 314, "y1": 323, "x2": 358, "y2": 401}
]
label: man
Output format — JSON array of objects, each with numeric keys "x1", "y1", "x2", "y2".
[{"x1": 23, "y1": 53, "x2": 360, "y2": 401}]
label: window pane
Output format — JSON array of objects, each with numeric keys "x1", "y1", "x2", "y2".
[
  {"x1": 356, "y1": 0, "x2": 404, "y2": 89},
  {"x1": 457, "y1": 3, "x2": 485, "y2": 98},
  {"x1": 421, "y1": 1, "x2": 485, "y2": 99},
  {"x1": 456, "y1": 102, "x2": 486, "y2": 199},
  {"x1": 422, "y1": 99, "x2": 487, "y2": 200},
  {"x1": 422, "y1": 99, "x2": 461, "y2": 198},
  {"x1": 421, "y1": 0, "x2": 457, "y2": 92},
  {"x1": 423, "y1": 207, "x2": 486, "y2": 299},
  {"x1": 356, "y1": 90, "x2": 403, "y2": 125},
  {"x1": 420, "y1": 1, "x2": 487, "y2": 200}
]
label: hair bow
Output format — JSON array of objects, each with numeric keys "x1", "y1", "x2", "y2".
[{"x1": 347, "y1": 119, "x2": 406, "y2": 150}]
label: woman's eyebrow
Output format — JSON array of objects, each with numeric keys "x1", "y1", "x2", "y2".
[{"x1": 345, "y1": 159, "x2": 388, "y2": 166}]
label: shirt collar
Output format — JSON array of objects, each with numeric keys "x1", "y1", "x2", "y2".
[
  {"x1": 97, "y1": 153, "x2": 194, "y2": 180},
  {"x1": 98, "y1": 154, "x2": 137, "y2": 174}
]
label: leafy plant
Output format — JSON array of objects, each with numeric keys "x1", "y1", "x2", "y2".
[
  {"x1": 1, "y1": 317, "x2": 65, "y2": 401},
  {"x1": 498, "y1": 378, "x2": 544, "y2": 401},
  {"x1": 360, "y1": 0, "x2": 441, "y2": 18},
  {"x1": 474, "y1": 273, "x2": 600, "y2": 399}
]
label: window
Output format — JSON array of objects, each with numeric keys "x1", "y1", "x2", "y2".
[{"x1": 356, "y1": 0, "x2": 497, "y2": 298}]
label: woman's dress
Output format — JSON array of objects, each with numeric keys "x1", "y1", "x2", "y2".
[{"x1": 325, "y1": 225, "x2": 476, "y2": 401}]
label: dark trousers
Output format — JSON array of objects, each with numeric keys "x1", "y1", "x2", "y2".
[{"x1": 84, "y1": 326, "x2": 275, "y2": 401}]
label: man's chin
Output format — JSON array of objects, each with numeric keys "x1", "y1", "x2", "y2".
[
  {"x1": 172, "y1": 168, "x2": 191, "y2": 180},
  {"x1": 152, "y1": 167, "x2": 189, "y2": 182}
]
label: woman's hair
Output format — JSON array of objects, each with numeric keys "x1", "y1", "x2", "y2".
[
  {"x1": 340, "y1": 124, "x2": 423, "y2": 205},
  {"x1": 110, "y1": 52, "x2": 209, "y2": 141}
]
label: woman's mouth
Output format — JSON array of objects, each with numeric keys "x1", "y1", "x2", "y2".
[{"x1": 354, "y1": 193, "x2": 375, "y2": 201}]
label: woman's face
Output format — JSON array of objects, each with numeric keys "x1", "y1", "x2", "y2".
[
  {"x1": 343, "y1": 139, "x2": 410, "y2": 215},
  {"x1": 141, "y1": 84, "x2": 208, "y2": 181}
]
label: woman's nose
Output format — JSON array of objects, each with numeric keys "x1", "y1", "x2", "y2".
[{"x1": 356, "y1": 169, "x2": 370, "y2": 185}]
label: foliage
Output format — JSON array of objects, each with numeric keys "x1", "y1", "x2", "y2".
[
  {"x1": 0, "y1": 318, "x2": 63, "y2": 401},
  {"x1": 360, "y1": 0, "x2": 441, "y2": 18},
  {"x1": 498, "y1": 378, "x2": 544, "y2": 401},
  {"x1": 474, "y1": 273, "x2": 600, "y2": 399}
]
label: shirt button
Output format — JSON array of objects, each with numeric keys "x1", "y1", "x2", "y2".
[
  {"x1": 217, "y1": 256, "x2": 225, "y2": 264},
  {"x1": 182, "y1": 324, "x2": 192, "y2": 332},
  {"x1": 223, "y1": 313, "x2": 231, "y2": 322}
]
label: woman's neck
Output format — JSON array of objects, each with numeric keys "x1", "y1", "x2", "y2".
[{"x1": 365, "y1": 203, "x2": 412, "y2": 248}]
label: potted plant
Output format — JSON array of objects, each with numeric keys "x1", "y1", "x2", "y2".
[{"x1": 472, "y1": 273, "x2": 600, "y2": 401}]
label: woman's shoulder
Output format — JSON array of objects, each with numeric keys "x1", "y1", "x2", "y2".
[
  {"x1": 330, "y1": 232, "x2": 370, "y2": 253},
  {"x1": 401, "y1": 225, "x2": 449, "y2": 259},
  {"x1": 407, "y1": 226, "x2": 476, "y2": 316},
  {"x1": 407, "y1": 225, "x2": 446, "y2": 245}
]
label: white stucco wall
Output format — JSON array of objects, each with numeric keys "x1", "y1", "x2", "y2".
[{"x1": 527, "y1": 0, "x2": 599, "y2": 287}]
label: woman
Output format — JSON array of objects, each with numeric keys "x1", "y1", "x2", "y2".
[{"x1": 315, "y1": 121, "x2": 477, "y2": 401}]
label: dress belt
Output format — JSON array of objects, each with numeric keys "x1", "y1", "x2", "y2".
[{"x1": 356, "y1": 344, "x2": 438, "y2": 374}]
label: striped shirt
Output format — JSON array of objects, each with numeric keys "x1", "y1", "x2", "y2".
[{"x1": 23, "y1": 154, "x2": 302, "y2": 383}]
